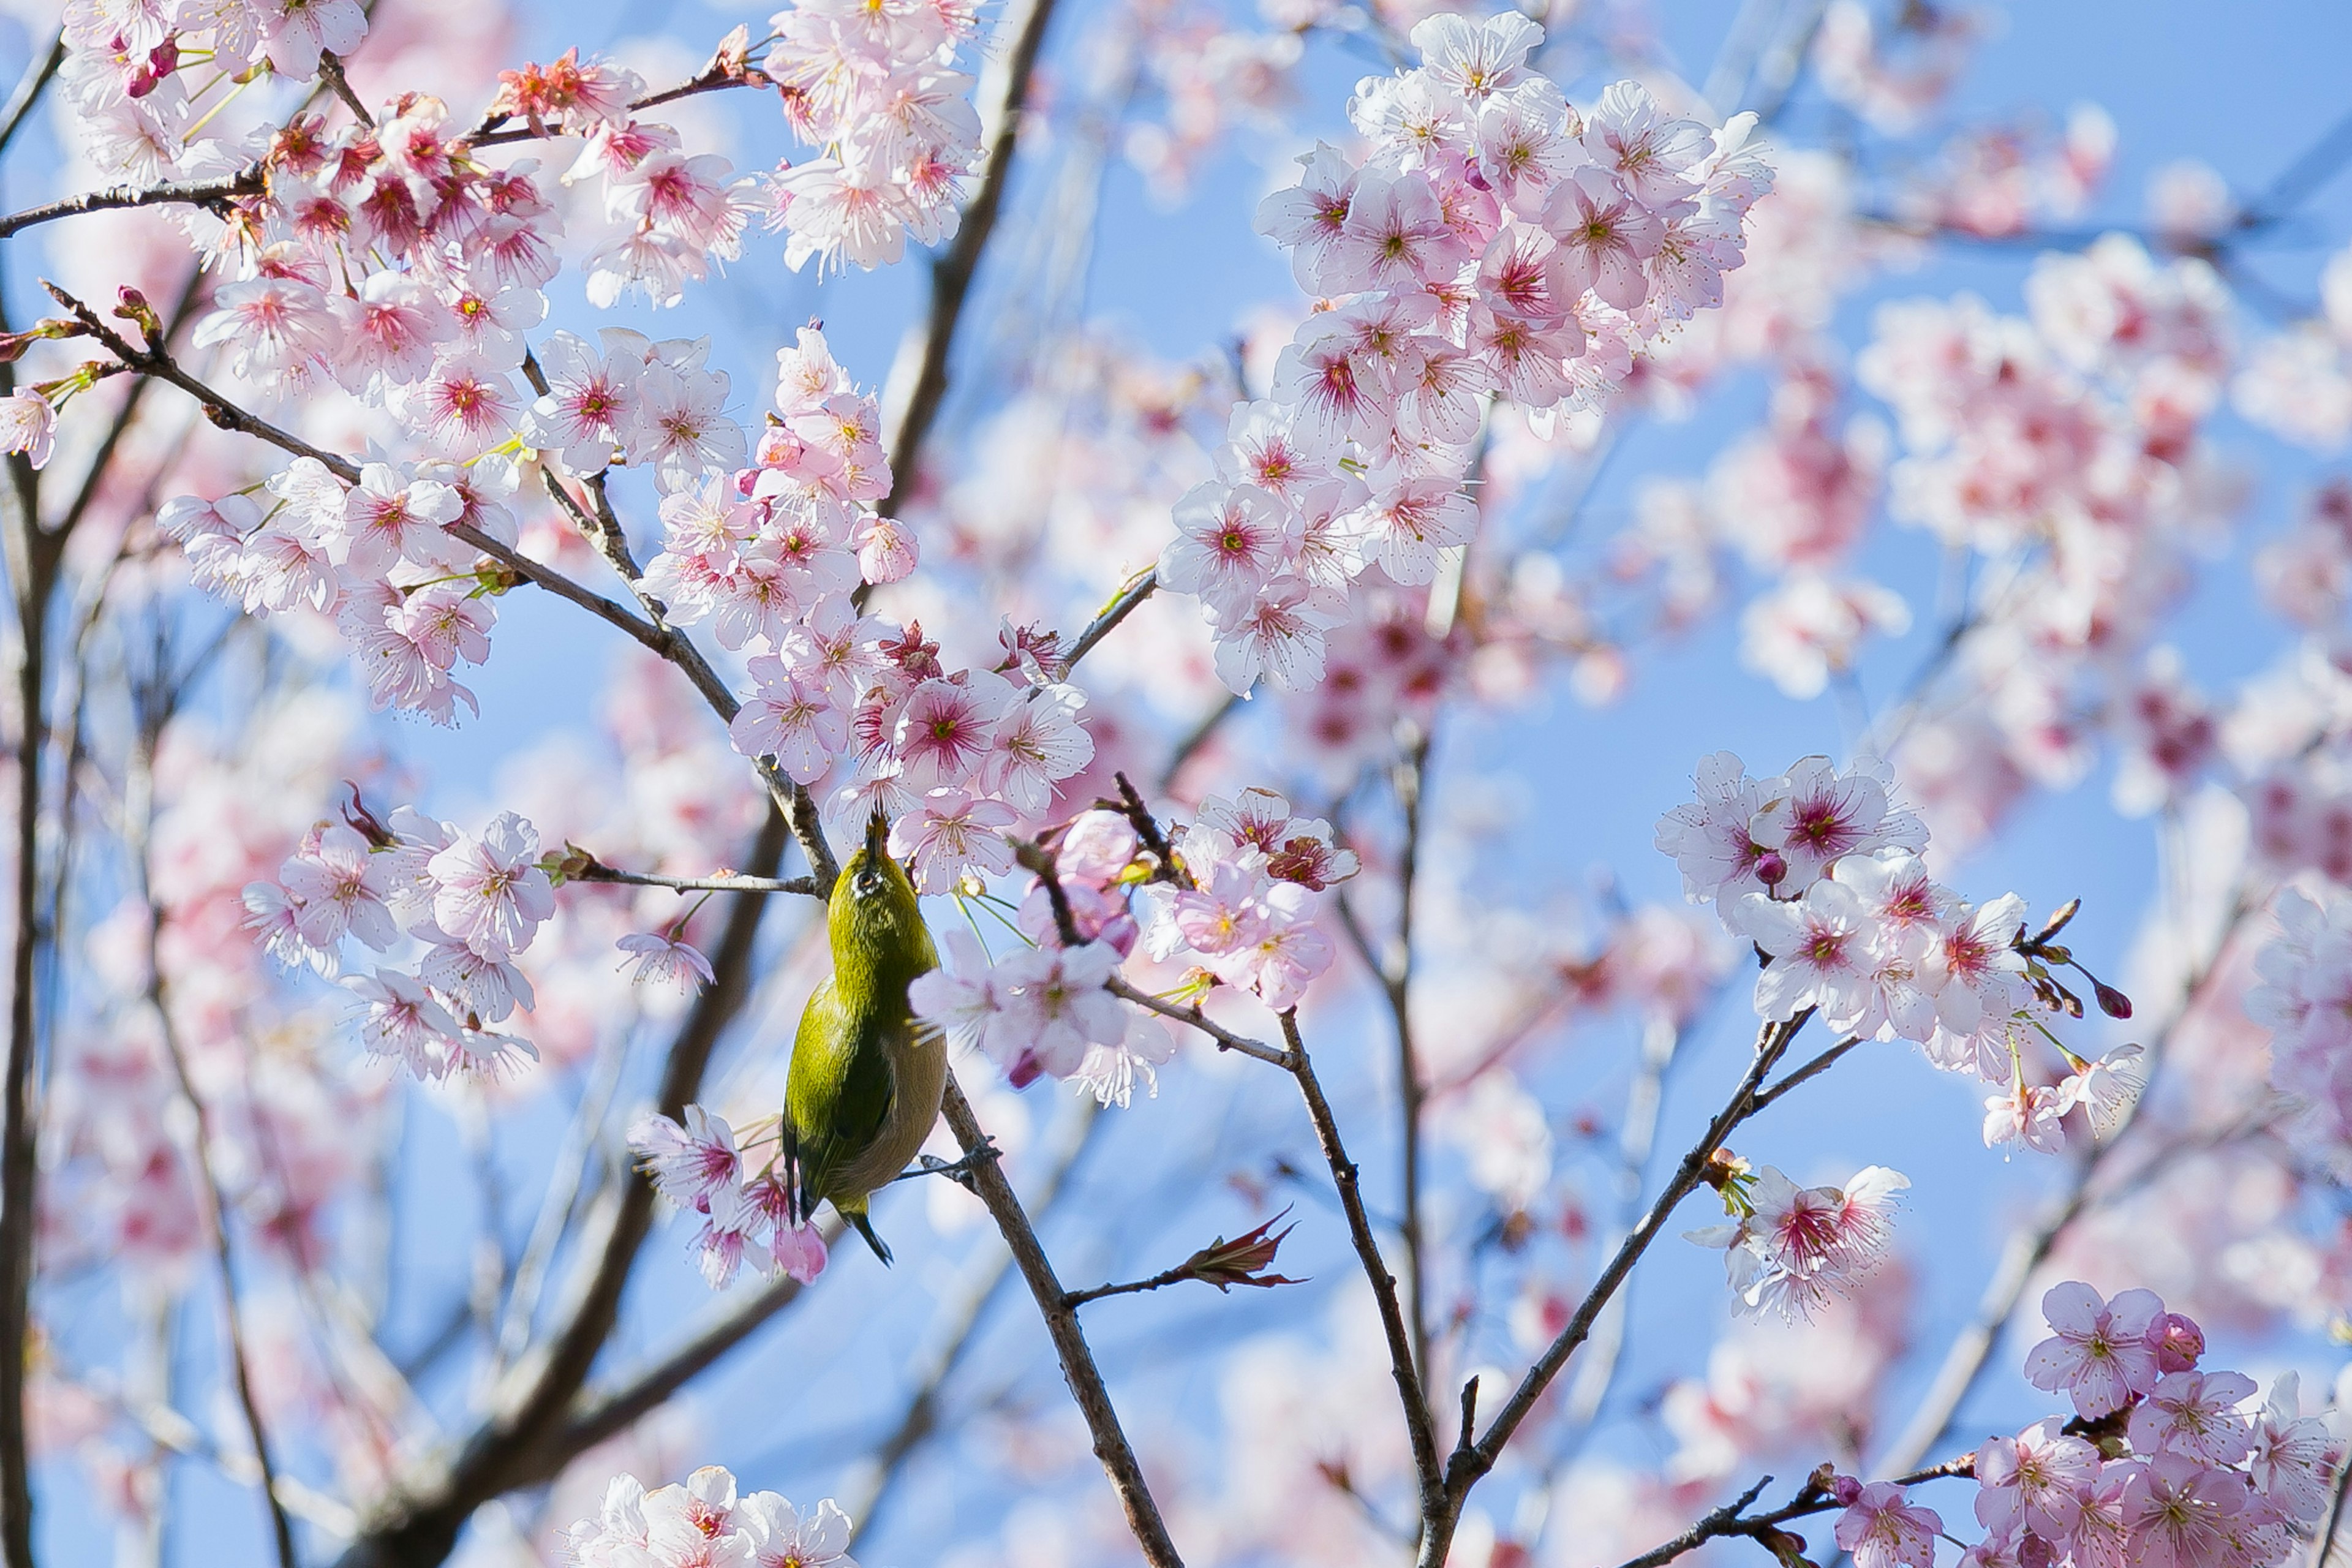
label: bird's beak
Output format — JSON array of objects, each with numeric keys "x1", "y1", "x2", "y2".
[{"x1": 865, "y1": 805, "x2": 890, "y2": 863}]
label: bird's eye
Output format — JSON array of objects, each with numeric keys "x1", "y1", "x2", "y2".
[{"x1": 855, "y1": 870, "x2": 885, "y2": 897}]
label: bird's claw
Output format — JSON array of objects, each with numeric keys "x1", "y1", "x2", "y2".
[{"x1": 900, "y1": 1138, "x2": 1003, "y2": 1193}]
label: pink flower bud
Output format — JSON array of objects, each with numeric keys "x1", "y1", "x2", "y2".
[
  {"x1": 2093, "y1": 979, "x2": 2133, "y2": 1019},
  {"x1": 2150, "y1": 1311, "x2": 2203, "y2": 1371},
  {"x1": 1755, "y1": 849, "x2": 1789, "y2": 888},
  {"x1": 1830, "y1": 1474, "x2": 1863, "y2": 1507}
]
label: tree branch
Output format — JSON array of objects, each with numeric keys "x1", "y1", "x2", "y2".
[
  {"x1": 540, "y1": 1218, "x2": 846, "y2": 1465},
  {"x1": 0, "y1": 168, "x2": 264, "y2": 240},
  {"x1": 844, "y1": 1099, "x2": 1103, "y2": 1545},
  {"x1": 0, "y1": 32, "x2": 64, "y2": 167},
  {"x1": 937, "y1": 1070, "x2": 1183, "y2": 1567},
  {"x1": 567, "y1": 861, "x2": 817, "y2": 898},
  {"x1": 1063, "y1": 570, "x2": 1156, "y2": 674}
]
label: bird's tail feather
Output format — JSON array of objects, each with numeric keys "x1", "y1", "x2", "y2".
[
  {"x1": 843, "y1": 1202, "x2": 893, "y2": 1267},
  {"x1": 780, "y1": 1113, "x2": 807, "y2": 1227}
]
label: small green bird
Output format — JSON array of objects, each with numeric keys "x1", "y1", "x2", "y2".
[{"x1": 783, "y1": 809, "x2": 943, "y2": 1266}]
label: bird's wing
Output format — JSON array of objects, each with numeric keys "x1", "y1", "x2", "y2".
[{"x1": 785, "y1": 976, "x2": 895, "y2": 1213}]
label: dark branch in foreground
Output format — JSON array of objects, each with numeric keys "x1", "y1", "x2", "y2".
[{"x1": 938, "y1": 1071, "x2": 1185, "y2": 1567}]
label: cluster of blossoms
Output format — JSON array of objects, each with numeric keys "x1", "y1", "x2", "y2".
[
  {"x1": 761, "y1": 0, "x2": 982, "y2": 273},
  {"x1": 1154, "y1": 13, "x2": 1772, "y2": 695},
  {"x1": 628, "y1": 1104, "x2": 830, "y2": 1287},
  {"x1": 1832, "y1": 1283, "x2": 2339, "y2": 1568},
  {"x1": 59, "y1": 0, "x2": 369, "y2": 181},
  {"x1": 2248, "y1": 888, "x2": 2352, "y2": 1172},
  {"x1": 563, "y1": 1464, "x2": 856, "y2": 1568},
  {"x1": 1857, "y1": 238, "x2": 2237, "y2": 834},
  {"x1": 1686, "y1": 1161, "x2": 1908, "y2": 1319},
  {"x1": 657, "y1": 330, "x2": 1098, "y2": 871},
  {"x1": 1656, "y1": 751, "x2": 2143, "y2": 1153},
  {"x1": 241, "y1": 803, "x2": 557, "y2": 1077},
  {"x1": 910, "y1": 788, "x2": 1357, "y2": 1105}
]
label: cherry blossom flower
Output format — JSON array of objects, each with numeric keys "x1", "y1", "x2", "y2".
[
  {"x1": 979, "y1": 685, "x2": 1092, "y2": 813},
  {"x1": 280, "y1": 824, "x2": 399, "y2": 951},
  {"x1": 1975, "y1": 1419, "x2": 2100, "y2": 1541},
  {"x1": 425, "y1": 812, "x2": 555, "y2": 962},
  {"x1": 1834, "y1": 1480, "x2": 1942, "y2": 1568},
  {"x1": 617, "y1": 932, "x2": 717, "y2": 993},
  {"x1": 982, "y1": 942, "x2": 1127, "y2": 1086},
  {"x1": 1545, "y1": 168, "x2": 1663, "y2": 311},
  {"x1": 1161, "y1": 481, "x2": 1298, "y2": 616},
  {"x1": 2119, "y1": 1454, "x2": 2248, "y2": 1568},
  {"x1": 731, "y1": 656, "x2": 847, "y2": 784},
  {"x1": 908, "y1": 929, "x2": 1004, "y2": 1052},
  {"x1": 2245, "y1": 1374, "x2": 2339, "y2": 1522},
  {"x1": 1656, "y1": 751, "x2": 1782, "y2": 904},
  {"x1": 1731, "y1": 878, "x2": 1879, "y2": 1028},
  {"x1": 1689, "y1": 1164, "x2": 1906, "y2": 1318},
  {"x1": 888, "y1": 789, "x2": 1016, "y2": 893},
  {"x1": 628, "y1": 1106, "x2": 742, "y2": 1214},
  {"x1": 1752, "y1": 755, "x2": 1927, "y2": 890},
  {"x1": 0, "y1": 393, "x2": 55, "y2": 469},
  {"x1": 2129, "y1": 1370, "x2": 2258, "y2": 1466},
  {"x1": 346, "y1": 970, "x2": 461, "y2": 1077},
  {"x1": 524, "y1": 330, "x2": 643, "y2": 473},
  {"x1": 2024, "y1": 1281, "x2": 2165, "y2": 1419}
]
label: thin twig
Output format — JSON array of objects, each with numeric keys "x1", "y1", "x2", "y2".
[
  {"x1": 875, "y1": 0, "x2": 1061, "y2": 516},
  {"x1": 0, "y1": 31, "x2": 65, "y2": 164},
  {"x1": 569, "y1": 862, "x2": 818, "y2": 897},
  {"x1": 1282, "y1": 1008, "x2": 1447, "y2": 1526},
  {"x1": 1420, "y1": 1011, "x2": 1815, "y2": 1566},
  {"x1": 937, "y1": 1071, "x2": 1183, "y2": 1566},
  {"x1": 1106, "y1": 976, "x2": 1289, "y2": 1067},
  {"x1": 1063, "y1": 570, "x2": 1156, "y2": 673},
  {"x1": 1611, "y1": 1456, "x2": 1978, "y2": 1568},
  {"x1": 130, "y1": 739, "x2": 301, "y2": 1568},
  {"x1": 316, "y1": 51, "x2": 374, "y2": 126}
]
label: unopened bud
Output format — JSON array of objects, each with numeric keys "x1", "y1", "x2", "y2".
[
  {"x1": 2151, "y1": 1311, "x2": 2204, "y2": 1372},
  {"x1": 1755, "y1": 849, "x2": 1789, "y2": 888},
  {"x1": 2018, "y1": 1532, "x2": 2056, "y2": 1568},
  {"x1": 113, "y1": 287, "x2": 163, "y2": 344},
  {"x1": 1830, "y1": 1474, "x2": 1863, "y2": 1508},
  {"x1": 2094, "y1": 980, "x2": 2133, "y2": 1020}
]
